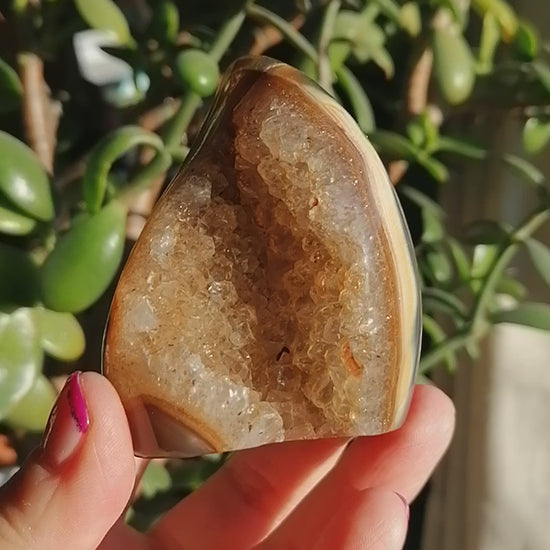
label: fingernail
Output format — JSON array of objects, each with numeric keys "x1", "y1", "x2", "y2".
[
  {"x1": 394, "y1": 492, "x2": 410, "y2": 521},
  {"x1": 41, "y1": 372, "x2": 89, "y2": 469}
]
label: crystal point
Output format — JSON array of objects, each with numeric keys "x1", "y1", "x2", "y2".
[{"x1": 103, "y1": 56, "x2": 421, "y2": 458}]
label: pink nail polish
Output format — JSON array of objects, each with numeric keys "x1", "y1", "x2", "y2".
[
  {"x1": 67, "y1": 372, "x2": 89, "y2": 434},
  {"x1": 41, "y1": 372, "x2": 89, "y2": 469},
  {"x1": 394, "y1": 492, "x2": 410, "y2": 521}
]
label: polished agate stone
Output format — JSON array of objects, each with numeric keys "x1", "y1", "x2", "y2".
[{"x1": 103, "y1": 56, "x2": 421, "y2": 458}]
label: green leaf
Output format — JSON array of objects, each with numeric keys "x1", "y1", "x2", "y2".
[
  {"x1": 297, "y1": 55, "x2": 317, "y2": 80},
  {"x1": 503, "y1": 154, "x2": 545, "y2": 187},
  {"x1": 421, "y1": 209, "x2": 445, "y2": 243},
  {"x1": 40, "y1": 201, "x2": 127, "y2": 313},
  {"x1": 525, "y1": 238, "x2": 550, "y2": 288},
  {"x1": 328, "y1": 40, "x2": 352, "y2": 74},
  {"x1": 336, "y1": 66, "x2": 375, "y2": 133},
  {"x1": 440, "y1": 0, "x2": 466, "y2": 25},
  {"x1": 399, "y1": 3, "x2": 421, "y2": 37},
  {"x1": 472, "y1": 0, "x2": 518, "y2": 41},
  {"x1": 491, "y1": 302, "x2": 550, "y2": 331},
  {"x1": 32, "y1": 308, "x2": 86, "y2": 361},
  {"x1": 417, "y1": 155, "x2": 450, "y2": 183},
  {"x1": 496, "y1": 276, "x2": 526, "y2": 300},
  {"x1": 447, "y1": 238, "x2": 471, "y2": 282},
  {"x1": 150, "y1": 0, "x2": 180, "y2": 44},
  {"x1": 399, "y1": 185, "x2": 445, "y2": 217},
  {"x1": 532, "y1": 61, "x2": 550, "y2": 96},
  {"x1": 420, "y1": 112, "x2": 440, "y2": 153},
  {"x1": 471, "y1": 243, "x2": 498, "y2": 279},
  {"x1": 0, "y1": 194, "x2": 37, "y2": 236},
  {"x1": 372, "y1": 0, "x2": 400, "y2": 21},
  {"x1": 83, "y1": 126, "x2": 165, "y2": 213},
  {"x1": 422, "y1": 287, "x2": 468, "y2": 318},
  {"x1": 140, "y1": 462, "x2": 172, "y2": 499},
  {"x1": 406, "y1": 119, "x2": 425, "y2": 148},
  {"x1": 422, "y1": 314, "x2": 457, "y2": 372},
  {"x1": 331, "y1": 7, "x2": 394, "y2": 77},
  {"x1": 432, "y1": 29, "x2": 475, "y2": 105},
  {"x1": 405, "y1": 112, "x2": 440, "y2": 152},
  {"x1": 477, "y1": 13, "x2": 500, "y2": 74},
  {"x1": 514, "y1": 19, "x2": 539, "y2": 61},
  {"x1": 422, "y1": 315, "x2": 447, "y2": 342},
  {"x1": 368, "y1": 46, "x2": 394, "y2": 79},
  {"x1": 74, "y1": 0, "x2": 135, "y2": 47},
  {"x1": 175, "y1": 49, "x2": 220, "y2": 98},
  {"x1": 371, "y1": 130, "x2": 419, "y2": 160},
  {"x1": 0, "y1": 57, "x2": 22, "y2": 114},
  {"x1": 522, "y1": 118, "x2": 550, "y2": 155},
  {"x1": 329, "y1": 10, "x2": 371, "y2": 70},
  {"x1": 436, "y1": 135, "x2": 487, "y2": 160},
  {"x1": 0, "y1": 131, "x2": 54, "y2": 221},
  {"x1": 0, "y1": 309, "x2": 42, "y2": 420},
  {"x1": 424, "y1": 246, "x2": 453, "y2": 285},
  {"x1": 6, "y1": 374, "x2": 56, "y2": 431}
]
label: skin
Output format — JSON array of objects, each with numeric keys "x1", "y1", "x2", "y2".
[{"x1": 0, "y1": 372, "x2": 454, "y2": 549}]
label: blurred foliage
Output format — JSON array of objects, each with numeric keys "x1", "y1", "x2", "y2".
[{"x1": 1, "y1": 0, "x2": 549, "y2": 531}]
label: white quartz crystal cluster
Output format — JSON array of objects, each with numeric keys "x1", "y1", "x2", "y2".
[{"x1": 104, "y1": 57, "x2": 420, "y2": 457}]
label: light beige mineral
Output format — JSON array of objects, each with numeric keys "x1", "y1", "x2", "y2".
[{"x1": 103, "y1": 56, "x2": 421, "y2": 458}]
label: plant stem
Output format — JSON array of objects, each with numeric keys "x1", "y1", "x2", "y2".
[
  {"x1": 336, "y1": 66, "x2": 375, "y2": 133},
  {"x1": 469, "y1": 207, "x2": 550, "y2": 332},
  {"x1": 418, "y1": 330, "x2": 474, "y2": 374},
  {"x1": 18, "y1": 52, "x2": 58, "y2": 174},
  {"x1": 372, "y1": 0, "x2": 401, "y2": 21},
  {"x1": 163, "y1": 93, "x2": 202, "y2": 151},
  {"x1": 246, "y1": 4, "x2": 318, "y2": 62},
  {"x1": 419, "y1": 205, "x2": 550, "y2": 373},
  {"x1": 163, "y1": 7, "x2": 247, "y2": 151},
  {"x1": 317, "y1": 0, "x2": 340, "y2": 91},
  {"x1": 209, "y1": 8, "x2": 246, "y2": 63},
  {"x1": 117, "y1": 151, "x2": 172, "y2": 203}
]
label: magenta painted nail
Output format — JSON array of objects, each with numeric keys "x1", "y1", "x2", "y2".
[
  {"x1": 41, "y1": 372, "x2": 89, "y2": 468},
  {"x1": 67, "y1": 372, "x2": 89, "y2": 434}
]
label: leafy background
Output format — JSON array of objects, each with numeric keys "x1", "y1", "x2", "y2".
[{"x1": 0, "y1": 0, "x2": 549, "y2": 545}]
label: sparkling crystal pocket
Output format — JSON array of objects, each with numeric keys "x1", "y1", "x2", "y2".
[{"x1": 103, "y1": 57, "x2": 421, "y2": 458}]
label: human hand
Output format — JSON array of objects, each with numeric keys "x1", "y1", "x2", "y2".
[{"x1": 0, "y1": 372, "x2": 454, "y2": 550}]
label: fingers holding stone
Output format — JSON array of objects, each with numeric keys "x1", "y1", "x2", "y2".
[
  {"x1": 328, "y1": 384, "x2": 455, "y2": 502},
  {"x1": 148, "y1": 384, "x2": 453, "y2": 550},
  {"x1": 0, "y1": 372, "x2": 136, "y2": 550},
  {"x1": 259, "y1": 485, "x2": 408, "y2": 550},
  {"x1": 150, "y1": 438, "x2": 349, "y2": 550},
  {"x1": 254, "y1": 384, "x2": 453, "y2": 550}
]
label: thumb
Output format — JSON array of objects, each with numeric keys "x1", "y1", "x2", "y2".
[{"x1": 0, "y1": 372, "x2": 136, "y2": 550}]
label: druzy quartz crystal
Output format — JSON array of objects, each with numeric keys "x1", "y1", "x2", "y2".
[{"x1": 103, "y1": 56, "x2": 421, "y2": 458}]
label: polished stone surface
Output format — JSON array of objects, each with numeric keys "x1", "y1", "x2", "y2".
[{"x1": 103, "y1": 56, "x2": 421, "y2": 458}]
